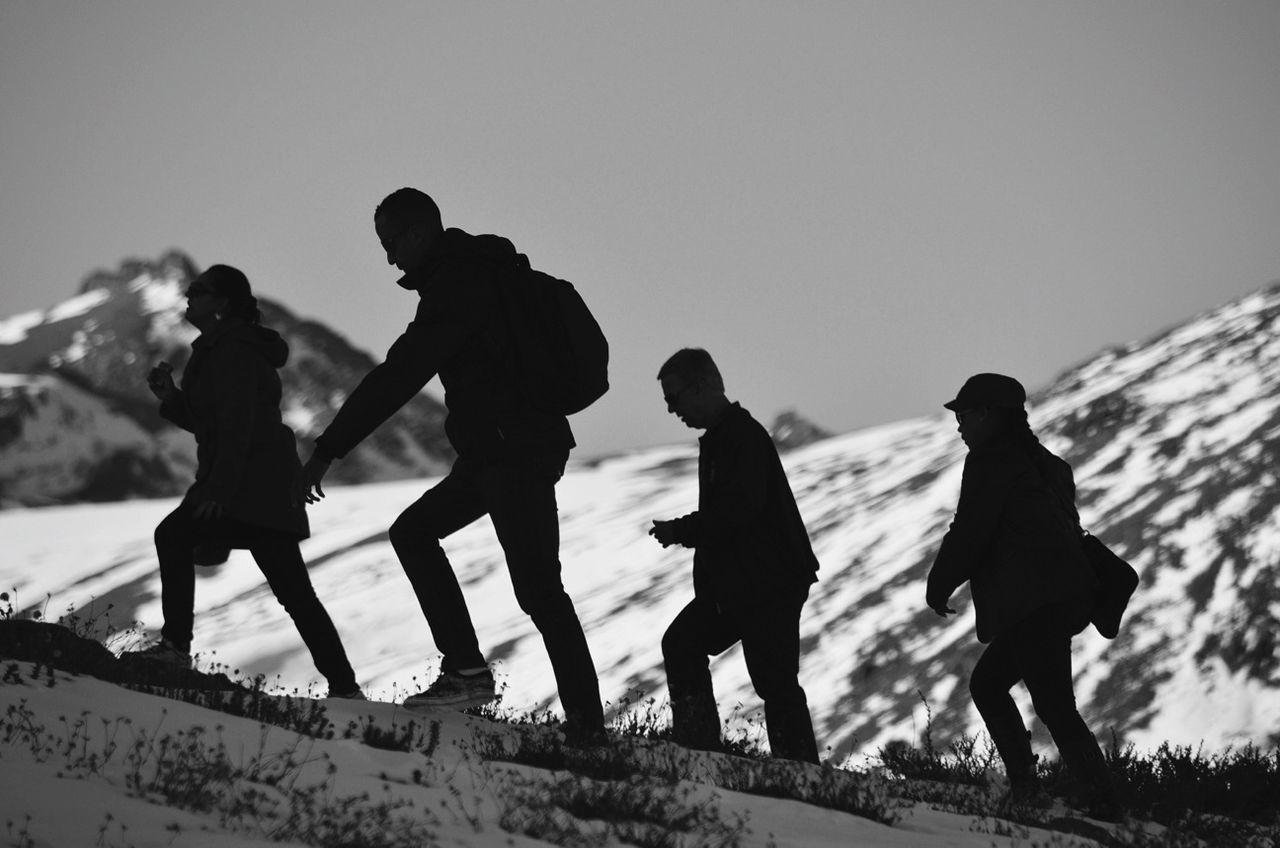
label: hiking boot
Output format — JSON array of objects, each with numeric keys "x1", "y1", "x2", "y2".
[
  {"x1": 562, "y1": 721, "x2": 609, "y2": 750},
  {"x1": 402, "y1": 669, "x2": 497, "y2": 711},
  {"x1": 124, "y1": 638, "x2": 191, "y2": 668},
  {"x1": 998, "y1": 776, "x2": 1052, "y2": 810},
  {"x1": 327, "y1": 687, "x2": 367, "y2": 701}
]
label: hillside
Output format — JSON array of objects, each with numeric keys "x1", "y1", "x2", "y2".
[{"x1": 2, "y1": 283, "x2": 1279, "y2": 765}]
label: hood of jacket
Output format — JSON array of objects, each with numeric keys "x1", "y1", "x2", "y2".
[
  {"x1": 395, "y1": 227, "x2": 519, "y2": 291},
  {"x1": 192, "y1": 316, "x2": 290, "y2": 368}
]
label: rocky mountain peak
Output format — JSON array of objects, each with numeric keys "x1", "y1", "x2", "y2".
[{"x1": 78, "y1": 250, "x2": 199, "y2": 296}]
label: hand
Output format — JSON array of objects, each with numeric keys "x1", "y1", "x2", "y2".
[
  {"x1": 193, "y1": 500, "x2": 224, "y2": 520},
  {"x1": 926, "y1": 591, "x2": 956, "y2": 617},
  {"x1": 297, "y1": 453, "x2": 332, "y2": 505},
  {"x1": 648, "y1": 520, "x2": 679, "y2": 548},
  {"x1": 147, "y1": 361, "x2": 177, "y2": 402}
]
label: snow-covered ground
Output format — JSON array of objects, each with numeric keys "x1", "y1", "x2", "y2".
[{"x1": 1, "y1": 659, "x2": 1141, "y2": 847}]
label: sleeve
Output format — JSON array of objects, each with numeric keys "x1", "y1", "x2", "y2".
[
  {"x1": 159, "y1": 391, "x2": 195, "y2": 432},
  {"x1": 678, "y1": 425, "x2": 771, "y2": 548},
  {"x1": 202, "y1": 345, "x2": 261, "y2": 504},
  {"x1": 926, "y1": 452, "x2": 1011, "y2": 606},
  {"x1": 668, "y1": 511, "x2": 700, "y2": 547},
  {"x1": 316, "y1": 280, "x2": 491, "y2": 459}
]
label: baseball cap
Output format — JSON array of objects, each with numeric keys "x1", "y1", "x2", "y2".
[{"x1": 943, "y1": 373, "x2": 1027, "y2": 411}]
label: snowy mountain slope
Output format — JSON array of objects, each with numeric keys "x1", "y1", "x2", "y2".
[
  {"x1": 0, "y1": 253, "x2": 453, "y2": 504},
  {"x1": 2, "y1": 283, "x2": 1278, "y2": 762},
  {"x1": 3, "y1": 660, "x2": 1141, "y2": 848}
]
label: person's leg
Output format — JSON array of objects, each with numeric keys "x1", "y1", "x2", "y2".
[
  {"x1": 736, "y1": 586, "x2": 819, "y2": 763},
  {"x1": 388, "y1": 459, "x2": 489, "y2": 672},
  {"x1": 483, "y1": 455, "x2": 603, "y2": 731},
  {"x1": 970, "y1": 631, "x2": 1037, "y2": 786},
  {"x1": 662, "y1": 597, "x2": 737, "y2": 750},
  {"x1": 249, "y1": 535, "x2": 359, "y2": 693},
  {"x1": 1016, "y1": 603, "x2": 1115, "y2": 809},
  {"x1": 154, "y1": 503, "x2": 199, "y2": 650}
]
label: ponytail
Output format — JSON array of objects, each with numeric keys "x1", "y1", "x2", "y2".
[{"x1": 201, "y1": 264, "x2": 262, "y2": 325}]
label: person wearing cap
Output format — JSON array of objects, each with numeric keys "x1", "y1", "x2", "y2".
[
  {"x1": 649, "y1": 348, "x2": 821, "y2": 763},
  {"x1": 926, "y1": 373, "x2": 1120, "y2": 820}
]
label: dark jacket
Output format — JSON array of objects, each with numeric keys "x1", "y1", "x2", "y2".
[
  {"x1": 316, "y1": 228, "x2": 574, "y2": 463},
  {"x1": 160, "y1": 317, "x2": 309, "y2": 539},
  {"x1": 669, "y1": 403, "x2": 819, "y2": 610},
  {"x1": 927, "y1": 436, "x2": 1097, "y2": 643}
]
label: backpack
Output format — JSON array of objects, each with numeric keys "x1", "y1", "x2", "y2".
[{"x1": 496, "y1": 255, "x2": 609, "y2": 415}]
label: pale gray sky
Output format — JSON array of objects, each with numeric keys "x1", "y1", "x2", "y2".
[{"x1": 2, "y1": 1, "x2": 1278, "y2": 454}]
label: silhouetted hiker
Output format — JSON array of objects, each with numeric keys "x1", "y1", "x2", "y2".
[
  {"x1": 126, "y1": 265, "x2": 363, "y2": 700},
  {"x1": 926, "y1": 373, "x2": 1121, "y2": 820},
  {"x1": 298, "y1": 188, "x2": 605, "y2": 745},
  {"x1": 649, "y1": 348, "x2": 820, "y2": 763}
]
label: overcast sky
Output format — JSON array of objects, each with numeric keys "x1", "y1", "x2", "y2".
[{"x1": 2, "y1": 1, "x2": 1278, "y2": 454}]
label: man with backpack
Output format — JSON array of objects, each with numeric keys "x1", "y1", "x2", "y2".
[
  {"x1": 299, "y1": 187, "x2": 607, "y2": 745},
  {"x1": 649, "y1": 348, "x2": 821, "y2": 763}
]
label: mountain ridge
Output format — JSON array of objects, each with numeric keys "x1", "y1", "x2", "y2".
[
  {"x1": 2, "y1": 266, "x2": 1277, "y2": 759},
  {"x1": 0, "y1": 251, "x2": 454, "y2": 505}
]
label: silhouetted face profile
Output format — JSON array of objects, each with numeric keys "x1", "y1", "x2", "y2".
[
  {"x1": 183, "y1": 273, "x2": 226, "y2": 329},
  {"x1": 375, "y1": 212, "x2": 434, "y2": 274},
  {"x1": 954, "y1": 407, "x2": 999, "y2": 449},
  {"x1": 662, "y1": 375, "x2": 716, "y2": 430}
]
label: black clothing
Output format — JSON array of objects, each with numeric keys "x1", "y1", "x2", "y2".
[
  {"x1": 667, "y1": 403, "x2": 819, "y2": 611},
  {"x1": 970, "y1": 599, "x2": 1110, "y2": 794},
  {"x1": 927, "y1": 437, "x2": 1097, "y2": 643},
  {"x1": 927, "y1": 432, "x2": 1113, "y2": 804},
  {"x1": 160, "y1": 317, "x2": 308, "y2": 538},
  {"x1": 663, "y1": 590, "x2": 819, "y2": 763},
  {"x1": 387, "y1": 451, "x2": 604, "y2": 730},
  {"x1": 315, "y1": 226, "x2": 601, "y2": 729},
  {"x1": 155, "y1": 471, "x2": 357, "y2": 692},
  {"x1": 663, "y1": 402, "x2": 819, "y2": 762},
  {"x1": 315, "y1": 228, "x2": 573, "y2": 464}
]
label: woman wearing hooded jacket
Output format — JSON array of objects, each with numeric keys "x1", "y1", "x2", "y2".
[
  {"x1": 926, "y1": 373, "x2": 1120, "y2": 820},
  {"x1": 128, "y1": 265, "x2": 362, "y2": 700}
]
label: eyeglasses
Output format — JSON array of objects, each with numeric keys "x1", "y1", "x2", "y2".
[
  {"x1": 954, "y1": 409, "x2": 984, "y2": 424},
  {"x1": 380, "y1": 228, "x2": 413, "y2": 254},
  {"x1": 185, "y1": 286, "x2": 215, "y2": 299},
  {"x1": 664, "y1": 380, "x2": 699, "y2": 407}
]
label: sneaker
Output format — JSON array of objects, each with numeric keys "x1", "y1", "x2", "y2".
[
  {"x1": 327, "y1": 687, "x2": 367, "y2": 701},
  {"x1": 124, "y1": 638, "x2": 191, "y2": 668},
  {"x1": 402, "y1": 670, "x2": 497, "y2": 711}
]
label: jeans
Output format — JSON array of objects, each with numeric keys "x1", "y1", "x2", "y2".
[
  {"x1": 662, "y1": 587, "x2": 819, "y2": 763},
  {"x1": 970, "y1": 599, "x2": 1110, "y2": 787},
  {"x1": 388, "y1": 453, "x2": 604, "y2": 730},
  {"x1": 154, "y1": 501, "x2": 358, "y2": 692}
]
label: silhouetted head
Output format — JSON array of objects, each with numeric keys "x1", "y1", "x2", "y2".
[
  {"x1": 374, "y1": 188, "x2": 443, "y2": 274},
  {"x1": 184, "y1": 264, "x2": 259, "y2": 329},
  {"x1": 943, "y1": 372, "x2": 1027, "y2": 449},
  {"x1": 658, "y1": 348, "x2": 730, "y2": 430}
]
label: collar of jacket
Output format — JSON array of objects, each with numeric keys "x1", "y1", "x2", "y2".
[
  {"x1": 699, "y1": 401, "x2": 746, "y2": 443},
  {"x1": 191, "y1": 316, "x2": 289, "y2": 367},
  {"x1": 394, "y1": 228, "x2": 518, "y2": 292}
]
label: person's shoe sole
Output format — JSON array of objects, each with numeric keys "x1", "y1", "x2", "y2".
[{"x1": 402, "y1": 692, "x2": 498, "y2": 712}]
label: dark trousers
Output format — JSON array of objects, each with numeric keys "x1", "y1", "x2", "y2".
[
  {"x1": 970, "y1": 600, "x2": 1110, "y2": 787},
  {"x1": 388, "y1": 453, "x2": 604, "y2": 730},
  {"x1": 154, "y1": 502, "x2": 358, "y2": 692},
  {"x1": 662, "y1": 588, "x2": 819, "y2": 763}
]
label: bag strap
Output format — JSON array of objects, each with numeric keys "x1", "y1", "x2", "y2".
[{"x1": 1023, "y1": 444, "x2": 1089, "y2": 539}]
